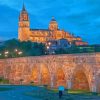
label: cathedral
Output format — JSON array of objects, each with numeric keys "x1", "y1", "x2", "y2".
[{"x1": 18, "y1": 4, "x2": 87, "y2": 46}]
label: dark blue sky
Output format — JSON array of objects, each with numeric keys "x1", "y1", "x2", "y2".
[{"x1": 0, "y1": 0, "x2": 100, "y2": 44}]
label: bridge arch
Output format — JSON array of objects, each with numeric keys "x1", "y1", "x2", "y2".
[
  {"x1": 71, "y1": 67, "x2": 90, "y2": 91},
  {"x1": 31, "y1": 65, "x2": 39, "y2": 84},
  {"x1": 40, "y1": 64, "x2": 51, "y2": 86},
  {"x1": 55, "y1": 67, "x2": 67, "y2": 88}
]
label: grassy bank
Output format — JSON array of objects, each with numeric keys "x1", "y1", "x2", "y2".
[{"x1": 24, "y1": 87, "x2": 100, "y2": 100}]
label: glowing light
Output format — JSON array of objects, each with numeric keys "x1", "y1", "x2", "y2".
[
  {"x1": 48, "y1": 42, "x2": 51, "y2": 45},
  {"x1": 5, "y1": 55, "x2": 8, "y2": 57},
  {"x1": 15, "y1": 49, "x2": 18, "y2": 52},
  {"x1": 47, "y1": 46, "x2": 49, "y2": 49},
  {"x1": 5, "y1": 51, "x2": 9, "y2": 54},
  {"x1": 18, "y1": 51, "x2": 23, "y2": 55}
]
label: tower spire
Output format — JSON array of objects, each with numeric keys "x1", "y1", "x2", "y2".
[
  {"x1": 22, "y1": 3, "x2": 26, "y2": 11},
  {"x1": 19, "y1": 3, "x2": 29, "y2": 21}
]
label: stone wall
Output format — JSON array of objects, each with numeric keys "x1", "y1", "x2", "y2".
[{"x1": 0, "y1": 53, "x2": 100, "y2": 92}]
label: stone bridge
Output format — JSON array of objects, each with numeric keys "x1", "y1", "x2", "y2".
[{"x1": 0, "y1": 53, "x2": 100, "y2": 92}]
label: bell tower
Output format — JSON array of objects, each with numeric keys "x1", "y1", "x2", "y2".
[{"x1": 18, "y1": 4, "x2": 30, "y2": 41}]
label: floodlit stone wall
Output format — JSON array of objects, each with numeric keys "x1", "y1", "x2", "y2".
[{"x1": 0, "y1": 53, "x2": 100, "y2": 92}]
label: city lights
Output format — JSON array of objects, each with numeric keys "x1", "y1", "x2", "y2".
[
  {"x1": 0, "y1": 49, "x2": 23, "y2": 58},
  {"x1": 0, "y1": 2, "x2": 100, "y2": 99}
]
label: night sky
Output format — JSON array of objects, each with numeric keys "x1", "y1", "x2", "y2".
[{"x1": 0, "y1": 0, "x2": 100, "y2": 44}]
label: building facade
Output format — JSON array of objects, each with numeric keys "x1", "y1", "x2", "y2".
[
  {"x1": 18, "y1": 5, "x2": 87, "y2": 46},
  {"x1": 46, "y1": 39, "x2": 71, "y2": 54}
]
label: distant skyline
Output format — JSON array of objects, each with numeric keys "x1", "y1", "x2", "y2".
[{"x1": 0, "y1": 0, "x2": 100, "y2": 44}]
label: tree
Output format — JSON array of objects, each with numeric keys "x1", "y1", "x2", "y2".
[{"x1": 0, "y1": 39, "x2": 46, "y2": 58}]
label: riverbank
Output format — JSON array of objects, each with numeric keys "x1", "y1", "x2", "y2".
[{"x1": 0, "y1": 85, "x2": 100, "y2": 100}]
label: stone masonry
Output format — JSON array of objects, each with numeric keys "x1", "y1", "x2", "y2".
[{"x1": 0, "y1": 53, "x2": 100, "y2": 92}]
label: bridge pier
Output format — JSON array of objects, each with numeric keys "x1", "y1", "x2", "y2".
[
  {"x1": 90, "y1": 82, "x2": 97, "y2": 93},
  {"x1": 91, "y1": 86, "x2": 97, "y2": 92},
  {"x1": 38, "y1": 70, "x2": 41, "y2": 85},
  {"x1": 89, "y1": 76, "x2": 97, "y2": 92},
  {"x1": 50, "y1": 74, "x2": 55, "y2": 88},
  {"x1": 67, "y1": 80, "x2": 72, "y2": 89}
]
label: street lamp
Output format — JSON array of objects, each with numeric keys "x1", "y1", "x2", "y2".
[
  {"x1": 5, "y1": 55, "x2": 8, "y2": 57},
  {"x1": 46, "y1": 46, "x2": 49, "y2": 49},
  {"x1": 14, "y1": 49, "x2": 18, "y2": 52},
  {"x1": 48, "y1": 42, "x2": 51, "y2": 45},
  {"x1": 4, "y1": 51, "x2": 9, "y2": 55},
  {"x1": 18, "y1": 51, "x2": 23, "y2": 55},
  {"x1": 4, "y1": 51, "x2": 9, "y2": 58}
]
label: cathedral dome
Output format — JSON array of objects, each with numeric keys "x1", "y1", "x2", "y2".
[
  {"x1": 49, "y1": 17, "x2": 58, "y2": 31},
  {"x1": 51, "y1": 17, "x2": 56, "y2": 21}
]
